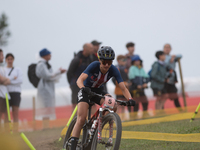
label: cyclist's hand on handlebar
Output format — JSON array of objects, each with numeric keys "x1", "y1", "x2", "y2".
[
  {"x1": 127, "y1": 98, "x2": 135, "y2": 106},
  {"x1": 81, "y1": 87, "x2": 92, "y2": 95}
]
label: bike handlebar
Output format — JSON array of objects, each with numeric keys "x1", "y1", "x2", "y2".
[{"x1": 89, "y1": 91, "x2": 131, "y2": 106}]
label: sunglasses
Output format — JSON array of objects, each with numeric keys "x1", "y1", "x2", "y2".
[{"x1": 101, "y1": 59, "x2": 113, "y2": 65}]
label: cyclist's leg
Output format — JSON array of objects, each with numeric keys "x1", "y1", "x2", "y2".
[
  {"x1": 72, "y1": 102, "x2": 89, "y2": 137},
  {"x1": 70, "y1": 87, "x2": 90, "y2": 150}
]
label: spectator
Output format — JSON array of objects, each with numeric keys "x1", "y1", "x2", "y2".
[
  {"x1": 112, "y1": 55, "x2": 130, "y2": 121},
  {"x1": 4, "y1": 53, "x2": 23, "y2": 132},
  {"x1": 163, "y1": 43, "x2": 182, "y2": 110},
  {"x1": 150, "y1": 51, "x2": 168, "y2": 111},
  {"x1": 128, "y1": 55, "x2": 149, "y2": 118},
  {"x1": 67, "y1": 43, "x2": 94, "y2": 110},
  {"x1": 125, "y1": 42, "x2": 139, "y2": 69},
  {"x1": 0, "y1": 49, "x2": 10, "y2": 132},
  {"x1": 91, "y1": 40, "x2": 102, "y2": 61},
  {"x1": 35, "y1": 48, "x2": 66, "y2": 128}
]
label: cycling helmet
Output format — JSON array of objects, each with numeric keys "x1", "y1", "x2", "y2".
[{"x1": 97, "y1": 46, "x2": 115, "y2": 60}]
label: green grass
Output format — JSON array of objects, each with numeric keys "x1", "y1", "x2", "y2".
[
  {"x1": 123, "y1": 118, "x2": 200, "y2": 134},
  {"x1": 120, "y1": 139, "x2": 200, "y2": 150}
]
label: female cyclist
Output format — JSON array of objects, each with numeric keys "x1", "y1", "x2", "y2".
[{"x1": 70, "y1": 46, "x2": 135, "y2": 150}]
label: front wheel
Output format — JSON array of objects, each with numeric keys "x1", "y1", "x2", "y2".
[
  {"x1": 63, "y1": 116, "x2": 92, "y2": 150},
  {"x1": 91, "y1": 113, "x2": 122, "y2": 150}
]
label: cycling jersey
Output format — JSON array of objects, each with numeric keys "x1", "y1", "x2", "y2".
[{"x1": 83, "y1": 61, "x2": 123, "y2": 88}]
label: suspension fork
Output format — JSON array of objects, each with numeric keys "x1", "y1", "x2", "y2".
[{"x1": 97, "y1": 107, "x2": 103, "y2": 142}]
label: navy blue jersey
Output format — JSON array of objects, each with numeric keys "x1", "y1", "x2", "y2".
[{"x1": 83, "y1": 61, "x2": 123, "y2": 88}]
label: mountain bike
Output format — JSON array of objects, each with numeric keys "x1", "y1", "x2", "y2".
[{"x1": 63, "y1": 92, "x2": 132, "y2": 150}]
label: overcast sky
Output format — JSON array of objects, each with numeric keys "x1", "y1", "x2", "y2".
[{"x1": 1, "y1": 0, "x2": 200, "y2": 90}]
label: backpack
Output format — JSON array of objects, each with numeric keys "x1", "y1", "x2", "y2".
[
  {"x1": 148, "y1": 62, "x2": 160, "y2": 81},
  {"x1": 28, "y1": 63, "x2": 40, "y2": 88}
]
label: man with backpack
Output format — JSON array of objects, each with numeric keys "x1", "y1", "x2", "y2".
[
  {"x1": 67, "y1": 43, "x2": 94, "y2": 110},
  {"x1": 35, "y1": 48, "x2": 66, "y2": 128}
]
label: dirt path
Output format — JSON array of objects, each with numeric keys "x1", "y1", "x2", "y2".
[{"x1": 24, "y1": 127, "x2": 64, "y2": 150}]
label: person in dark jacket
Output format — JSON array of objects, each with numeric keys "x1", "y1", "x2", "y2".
[
  {"x1": 150, "y1": 51, "x2": 168, "y2": 111},
  {"x1": 67, "y1": 43, "x2": 94, "y2": 110}
]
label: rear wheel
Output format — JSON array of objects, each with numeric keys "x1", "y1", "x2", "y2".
[
  {"x1": 91, "y1": 113, "x2": 122, "y2": 150},
  {"x1": 63, "y1": 116, "x2": 92, "y2": 150}
]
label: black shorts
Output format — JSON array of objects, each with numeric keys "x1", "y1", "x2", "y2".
[
  {"x1": 77, "y1": 87, "x2": 108, "y2": 105},
  {"x1": 9, "y1": 92, "x2": 21, "y2": 107},
  {"x1": 152, "y1": 88, "x2": 167, "y2": 96},
  {"x1": 70, "y1": 84, "x2": 80, "y2": 104},
  {"x1": 164, "y1": 83, "x2": 178, "y2": 100},
  {"x1": 165, "y1": 83, "x2": 178, "y2": 93},
  {"x1": 0, "y1": 97, "x2": 6, "y2": 112}
]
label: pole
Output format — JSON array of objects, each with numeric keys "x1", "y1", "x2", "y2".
[
  {"x1": 5, "y1": 93, "x2": 12, "y2": 134},
  {"x1": 190, "y1": 103, "x2": 200, "y2": 122},
  {"x1": 32, "y1": 97, "x2": 36, "y2": 130},
  {"x1": 20, "y1": 132, "x2": 36, "y2": 150},
  {"x1": 178, "y1": 59, "x2": 187, "y2": 107}
]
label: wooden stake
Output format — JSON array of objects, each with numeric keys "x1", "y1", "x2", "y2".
[
  {"x1": 178, "y1": 59, "x2": 187, "y2": 107},
  {"x1": 32, "y1": 97, "x2": 36, "y2": 130}
]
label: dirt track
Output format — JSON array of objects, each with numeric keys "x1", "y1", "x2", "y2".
[{"x1": 23, "y1": 127, "x2": 64, "y2": 150}]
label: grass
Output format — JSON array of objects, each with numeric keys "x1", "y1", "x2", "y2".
[{"x1": 123, "y1": 118, "x2": 200, "y2": 134}]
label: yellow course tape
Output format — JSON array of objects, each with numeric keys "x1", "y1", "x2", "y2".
[
  {"x1": 122, "y1": 112, "x2": 200, "y2": 127},
  {"x1": 122, "y1": 131, "x2": 200, "y2": 143}
]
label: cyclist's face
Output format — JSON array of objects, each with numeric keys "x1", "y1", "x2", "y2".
[{"x1": 100, "y1": 59, "x2": 112, "y2": 72}]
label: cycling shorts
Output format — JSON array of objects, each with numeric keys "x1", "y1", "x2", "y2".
[{"x1": 77, "y1": 86, "x2": 108, "y2": 105}]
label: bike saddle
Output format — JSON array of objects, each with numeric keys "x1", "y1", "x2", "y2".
[{"x1": 88, "y1": 100, "x2": 95, "y2": 106}]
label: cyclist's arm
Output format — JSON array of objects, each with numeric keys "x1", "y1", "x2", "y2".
[
  {"x1": 119, "y1": 82, "x2": 132, "y2": 100},
  {"x1": 76, "y1": 73, "x2": 88, "y2": 89}
]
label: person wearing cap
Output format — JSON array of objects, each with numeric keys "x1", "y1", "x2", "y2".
[
  {"x1": 35, "y1": 48, "x2": 66, "y2": 128},
  {"x1": 128, "y1": 55, "x2": 149, "y2": 118},
  {"x1": 91, "y1": 40, "x2": 102, "y2": 62},
  {"x1": 150, "y1": 51, "x2": 168, "y2": 111}
]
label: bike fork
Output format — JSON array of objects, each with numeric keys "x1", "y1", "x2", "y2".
[
  {"x1": 108, "y1": 119, "x2": 114, "y2": 144},
  {"x1": 97, "y1": 107, "x2": 103, "y2": 143}
]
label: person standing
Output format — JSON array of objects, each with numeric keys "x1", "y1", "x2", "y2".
[
  {"x1": 36, "y1": 48, "x2": 66, "y2": 128},
  {"x1": 112, "y1": 55, "x2": 130, "y2": 121},
  {"x1": 163, "y1": 43, "x2": 182, "y2": 110},
  {"x1": 128, "y1": 56, "x2": 149, "y2": 118},
  {"x1": 0, "y1": 49, "x2": 10, "y2": 132},
  {"x1": 125, "y1": 42, "x2": 140, "y2": 70},
  {"x1": 67, "y1": 43, "x2": 94, "y2": 110},
  {"x1": 4, "y1": 53, "x2": 23, "y2": 132},
  {"x1": 150, "y1": 51, "x2": 168, "y2": 111}
]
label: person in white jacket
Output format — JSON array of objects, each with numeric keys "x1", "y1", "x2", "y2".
[
  {"x1": 0, "y1": 49, "x2": 10, "y2": 132},
  {"x1": 35, "y1": 48, "x2": 66, "y2": 128},
  {"x1": 5, "y1": 53, "x2": 23, "y2": 131}
]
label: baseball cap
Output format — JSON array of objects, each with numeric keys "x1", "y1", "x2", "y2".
[{"x1": 91, "y1": 40, "x2": 102, "y2": 46}]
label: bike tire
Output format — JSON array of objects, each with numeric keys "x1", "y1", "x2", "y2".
[
  {"x1": 63, "y1": 116, "x2": 92, "y2": 150},
  {"x1": 91, "y1": 113, "x2": 122, "y2": 150}
]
